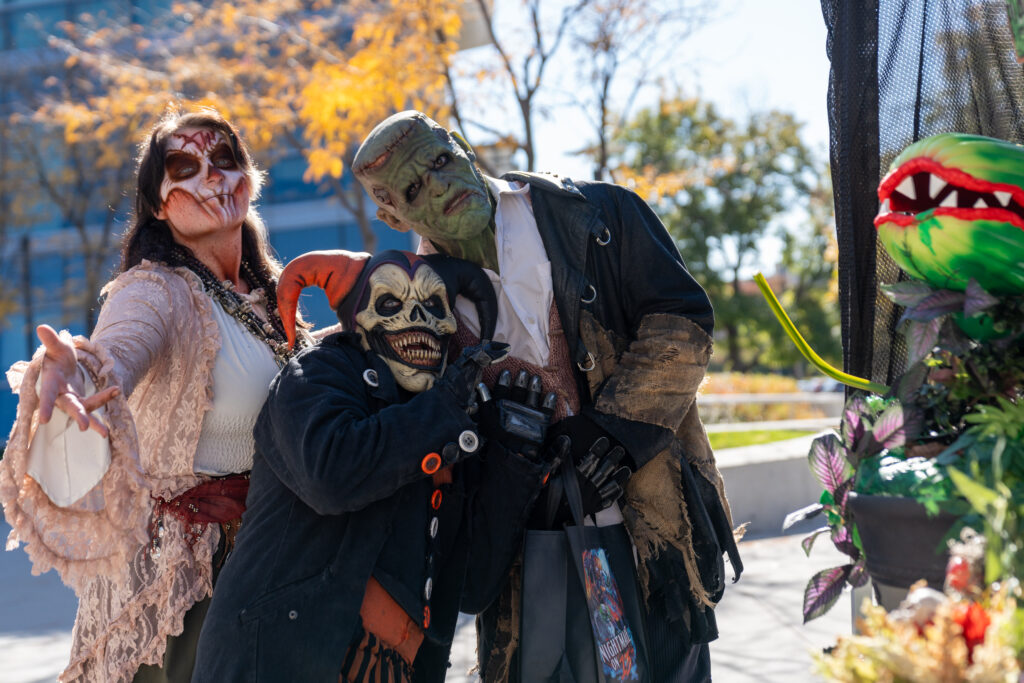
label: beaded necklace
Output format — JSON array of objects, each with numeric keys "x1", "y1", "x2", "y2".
[{"x1": 169, "y1": 246, "x2": 297, "y2": 366}]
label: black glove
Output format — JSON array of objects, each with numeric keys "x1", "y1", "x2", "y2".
[
  {"x1": 477, "y1": 369, "x2": 557, "y2": 463},
  {"x1": 435, "y1": 342, "x2": 510, "y2": 410},
  {"x1": 549, "y1": 415, "x2": 632, "y2": 516},
  {"x1": 574, "y1": 435, "x2": 631, "y2": 514}
]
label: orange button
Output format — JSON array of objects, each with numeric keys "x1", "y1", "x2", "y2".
[
  {"x1": 421, "y1": 453, "x2": 442, "y2": 475},
  {"x1": 431, "y1": 490, "x2": 443, "y2": 509},
  {"x1": 423, "y1": 606, "x2": 431, "y2": 628}
]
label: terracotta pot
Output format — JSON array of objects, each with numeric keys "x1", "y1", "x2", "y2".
[{"x1": 847, "y1": 492, "x2": 959, "y2": 609}]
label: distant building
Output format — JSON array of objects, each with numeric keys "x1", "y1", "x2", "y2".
[{"x1": 735, "y1": 270, "x2": 794, "y2": 297}]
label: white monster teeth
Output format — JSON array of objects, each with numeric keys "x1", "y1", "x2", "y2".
[
  {"x1": 398, "y1": 346, "x2": 441, "y2": 364},
  {"x1": 939, "y1": 191, "x2": 958, "y2": 208},
  {"x1": 973, "y1": 198, "x2": 986, "y2": 209},
  {"x1": 896, "y1": 176, "x2": 916, "y2": 200},
  {"x1": 392, "y1": 330, "x2": 443, "y2": 365},
  {"x1": 879, "y1": 198, "x2": 891, "y2": 213},
  {"x1": 929, "y1": 174, "x2": 947, "y2": 198},
  {"x1": 995, "y1": 190, "x2": 1012, "y2": 206}
]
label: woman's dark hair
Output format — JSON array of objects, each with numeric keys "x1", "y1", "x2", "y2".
[{"x1": 120, "y1": 108, "x2": 281, "y2": 290}]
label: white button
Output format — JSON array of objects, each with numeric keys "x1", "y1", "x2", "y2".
[
  {"x1": 288, "y1": 610, "x2": 298, "y2": 620},
  {"x1": 362, "y1": 369, "x2": 379, "y2": 387},
  {"x1": 459, "y1": 430, "x2": 479, "y2": 453},
  {"x1": 430, "y1": 517, "x2": 439, "y2": 538},
  {"x1": 424, "y1": 578, "x2": 433, "y2": 600}
]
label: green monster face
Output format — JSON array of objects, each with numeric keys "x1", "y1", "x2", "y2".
[
  {"x1": 353, "y1": 111, "x2": 493, "y2": 244},
  {"x1": 875, "y1": 133, "x2": 1024, "y2": 294}
]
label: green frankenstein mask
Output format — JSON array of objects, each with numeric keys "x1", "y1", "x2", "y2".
[{"x1": 353, "y1": 111, "x2": 494, "y2": 247}]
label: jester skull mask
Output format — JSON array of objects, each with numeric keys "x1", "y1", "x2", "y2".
[
  {"x1": 352, "y1": 256, "x2": 457, "y2": 393},
  {"x1": 276, "y1": 249, "x2": 497, "y2": 394}
]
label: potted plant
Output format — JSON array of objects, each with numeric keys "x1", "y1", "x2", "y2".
[
  {"x1": 813, "y1": 431, "x2": 1024, "y2": 681},
  {"x1": 761, "y1": 133, "x2": 1024, "y2": 625},
  {"x1": 813, "y1": 528, "x2": 1023, "y2": 682}
]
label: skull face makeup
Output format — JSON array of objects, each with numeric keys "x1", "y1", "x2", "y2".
[
  {"x1": 155, "y1": 126, "x2": 250, "y2": 244},
  {"x1": 354, "y1": 259, "x2": 457, "y2": 393}
]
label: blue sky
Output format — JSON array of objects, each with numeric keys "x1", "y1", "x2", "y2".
[
  {"x1": 535, "y1": 0, "x2": 832, "y2": 178},
  {"x1": 675, "y1": 0, "x2": 831, "y2": 153},
  {"x1": 522, "y1": 0, "x2": 831, "y2": 275}
]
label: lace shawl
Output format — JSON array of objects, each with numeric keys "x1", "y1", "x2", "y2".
[{"x1": 1, "y1": 261, "x2": 225, "y2": 682}]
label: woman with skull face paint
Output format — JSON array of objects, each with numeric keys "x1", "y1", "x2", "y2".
[
  {"x1": 1, "y1": 109, "x2": 299, "y2": 683},
  {"x1": 192, "y1": 249, "x2": 558, "y2": 683}
]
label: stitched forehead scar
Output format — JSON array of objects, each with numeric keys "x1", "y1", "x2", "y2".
[
  {"x1": 355, "y1": 122, "x2": 416, "y2": 173},
  {"x1": 173, "y1": 129, "x2": 218, "y2": 154}
]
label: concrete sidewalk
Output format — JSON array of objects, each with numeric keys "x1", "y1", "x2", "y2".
[
  {"x1": 0, "y1": 521, "x2": 77, "y2": 683},
  {"x1": 709, "y1": 533, "x2": 850, "y2": 682},
  {"x1": 443, "y1": 533, "x2": 851, "y2": 683},
  {"x1": 1, "y1": 431, "x2": 849, "y2": 682},
  {"x1": 1, "y1": 524, "x2": 851, "y2": 683}
]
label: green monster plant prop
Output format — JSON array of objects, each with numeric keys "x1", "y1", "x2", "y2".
[
  {"x1": 1007, "y1": 0, "x2": 1024, "y2": 63},
  {"x1": 762, "y1": 133, "x2": 1024, "y2": 627},
  {"x1": 875, "y1": 133, "x2": 1024, "y2": 296}
]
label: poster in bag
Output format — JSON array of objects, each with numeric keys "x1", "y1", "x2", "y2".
[{"x1": 581, "y1": 547, "x2": 641, "y2": 682}]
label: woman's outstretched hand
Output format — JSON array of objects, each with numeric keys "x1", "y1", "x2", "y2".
[{"x1": 36, "y1": 324, "x2": 119, "y2": 438}]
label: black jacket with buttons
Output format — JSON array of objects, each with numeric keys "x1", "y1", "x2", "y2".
[{"x1": 192, "y1": 333, "x2": 543, "y2": 682}]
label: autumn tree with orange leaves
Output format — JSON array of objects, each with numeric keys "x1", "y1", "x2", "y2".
[
  {"x1": 1, "y1": 55, "x2": 160, "y2": 330},
  {"x1": 2, "y1": 0, "x2": 715, "y2": 334},
  {"x1": 0, "y1": 0, "x2": 468, "y2": 335},
  {"x1": 30, "y1": 0, "x2": 463, "y2": 256}
]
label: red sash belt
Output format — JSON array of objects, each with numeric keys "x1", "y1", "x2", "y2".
[{"x1": 152, "y1": 473, "x2": 250, "y2": 548}]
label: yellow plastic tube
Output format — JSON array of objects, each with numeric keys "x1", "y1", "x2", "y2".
[{"x1": 754, "y1": 272, "x2": 889, "y2": 395}]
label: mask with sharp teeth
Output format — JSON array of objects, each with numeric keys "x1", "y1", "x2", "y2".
[
  {"x1": 350, "y1": 257, "x2": 455, "y2": 392},
  {"x1": 276, "y1": 249, "x2": 498, "y2": 394}
]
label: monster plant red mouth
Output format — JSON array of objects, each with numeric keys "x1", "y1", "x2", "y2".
[
  {"x1": 384, "y1": 328, "x2": 443, "y2": 369},
  {"x1": 875, "y1": 157, "x2": 1024, "y2": 230}
]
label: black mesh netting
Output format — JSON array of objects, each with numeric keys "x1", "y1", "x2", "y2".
[{"x1": 822, "y1": 0, "x2": 1024, "y2": 386}]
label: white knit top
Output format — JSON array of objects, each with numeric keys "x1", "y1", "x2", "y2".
[{"x1": 192, "y1": 292, "x2": 280, "y2": 476}]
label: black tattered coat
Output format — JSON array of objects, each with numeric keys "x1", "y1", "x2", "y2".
[
  {"x1": 192, "y1": 333, "x2": 543, "y2": 683},
  {"x1": 471, "y1": 173, "x2": 742, "y2": 682}
]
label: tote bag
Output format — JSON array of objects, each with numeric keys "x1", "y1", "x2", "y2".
[{"x1": 520, "y1": 462, "x2": 650, "y2": 682}]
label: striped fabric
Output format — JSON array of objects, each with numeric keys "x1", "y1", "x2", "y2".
[{"x1": 339, "y1": 624, "x2": 414, "y2": 683}]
